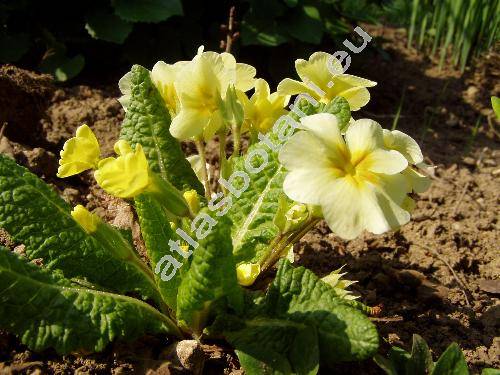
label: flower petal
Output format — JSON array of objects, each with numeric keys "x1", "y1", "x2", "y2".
[
  {"x1": 277, "y1": 78, "x2": 317, "y2": 98},
  {"x1": 94, "y1": 144, "x2": 150, "y2": 198},
  {"x1": 403, "y1": 167, "x2": 431, "y2": 193},
  {"x1": 171, "y1": 109, "x2": 210, "y2": 140},
  {"x1": 57, "y1": 125, "x2": 100, "y2": 178},
  {"x1": 235, "y1": 63, "x2": 257, "y2": 92},
  {"x1": 345, "y1": 119, "x2": 384, "y2": 163},
  {"x1": 283, "y1": 167, "x2": 337, "y2": 205},
  {"x1": 361, "y1": 149, "x2": 408, "y2": 175},
  {"x1": 320, "y1": 177, "x2": 366, "y2": 240},
  {"x1": 362, "y1": 174, "x2": 411, "y2": 234},
  {"x1": 337, "y1": 74, "x2": 377, "y2": 88},
  {"x1": 338, "y1": 86, "x2": 371, "y2": 111},
  {"x1": 279, "y1": 130, "x2": 332, "y2": 170},
  {"x1": 299, "y1": 113, "x2": 348, "y2": 159},
  {"x1": 295, "y1": 52, "x2": 333, "y2": 88},
  {"x1": 383, "y1": 129, "x2": 424, "y2": 165}
]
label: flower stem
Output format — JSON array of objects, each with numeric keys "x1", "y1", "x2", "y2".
[
  {"x1": 261, "y1": 218, "x2": 320, "y2": 273},
  {"x1": 232, "y1": 123, "x2": 241, "y2": 158},
  {"x1": 195, "y1": 139, "x2": 212, "y2": 200},
  {"x1": 218, "y1": 133, "x2": 229, "y2": 195}
]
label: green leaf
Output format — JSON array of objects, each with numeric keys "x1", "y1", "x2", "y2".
[
  {"x1": 120, "y1": 64, "x2": 203, "y2": 194},
  {"x1": 222, "y1": 261, "x2": 377, "y2": 373},
  {"x1": 241, "y1": 1, "x2": 289, "y2": 46},
  {"x1": 85, "y1": 8, "x2": 133, "y2": 44},
  {"x1": 323, "y1": 96, "x2": 351, "y2": 131},
  {"x1": 432, "y1": 343, "x2": 469, "y2": 375},
  {"x1": 229, "y1": 320, "x2": 319, "y2": 375},
  {"x1": 38, "y1": 39, "x2": 85, "y2": 82},
  {"x1": 0, "y1": 247, "x2": 180, "y2": 354},
  {"x1": 241, "y1": 21, "x2": 289, "y2": 46},
  {"x1": 408, "y1": 334, "x2": 434, "y2": 375},
  {"x1": 388, "y1": 346, "x2": 412, "y2": 374},
  {"x1": 0, "y1": 155, "x2": 160, "y2": 302},
  {"x1": 113, "y1": 0, "x2": 183, "y2": 23},
  {"x1": 135, "y1": 194, "x2": 184, "y2": 310},
  {"x1": 284, "y1": 5, "x2": 323, "y2": 44},
  {"x1": 373, "y1": 354, "x2": 399, "y2": 375},
  {"x1": 228, "y1": 136, "x2": 286, "y2": 264},
  {"x1": 492, "y1": 96, "x2": 500, "y2": 120},
  {"x1": 0, "y1": 33, "x2": 30, "y2": 62},
  {"x1": 265, "y1": 260, "x2": 379, "y2": 364},
  {"x1": 176, "y1": 210, "x2": 243, "y2": 333},
  {"x1": 482, "y1": 369, "x2": 500, "y2": 375}
]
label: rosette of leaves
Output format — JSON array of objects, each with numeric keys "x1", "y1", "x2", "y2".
[
  {"x1": 374, "y1": 334, "x2": 499, "y2": 375},
  {"x1": 0, "y1": 64, "x2": 377, "y2": 373}
]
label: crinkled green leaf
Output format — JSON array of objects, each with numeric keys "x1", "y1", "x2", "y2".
[
  {"x1": 221, "y1": 261, "x2": 377, "y2": 373},
  {"x1": 432, "y1": 343, "x2": 469, "y2": 375},
  {"x1": 176, "y1": 210, "x2": 242, "y2": 333},
  {"x1": 323, "y1": 96, "x2": 351, "y2": 131},
  {"x1": 120, "y1": 64, "x2": 203, "y2": 194},
  {"x1": 228, "y1": 136, "x2": 286, "y2": 264},
  {"x1": 135, "y1": 194, "x2": 185, "y2": 310},
  {"x1": 85, "y1": 8, "x2": 133, "y2": 44},
  {"x1": 0, "y1": 247, "x2": 180, "y2": 354},
  {"x1": 265, "y1": 260, "x2": 379, "y2": 364},
  {"x1": 0, "y1": 155, "x2": 160, "y2": 301},
  {"x1": 229, "y1": 319, "x2": 319, "y2": 375},
  {"x1": 113, "y1": 0, "x2": 183, "y2": 23}
]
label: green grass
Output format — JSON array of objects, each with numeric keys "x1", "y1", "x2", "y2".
[{"x1": 391, "y1": 0, "x2": 500, "y2": 71}]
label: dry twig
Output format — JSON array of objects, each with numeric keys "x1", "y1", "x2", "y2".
[{"x1": 414, "y1": 243, "x2": 472, "y2": 306}]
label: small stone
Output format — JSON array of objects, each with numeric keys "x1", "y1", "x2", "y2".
[
  {"x1": 462, "y1": 156, "x2": 476, "y2": 167},
  {"x1": 175, "y1": 340, "x2": 204, "y2": 372},
  {"x1": 483, "y1": 158, "x2": 496, "y2": 167},
  {"x1": 13, "y1": 244, "x2": 26, "y2": 256},
  {"x1": 478, "y1": 279, "x2": 500, "y2": 295},
  {"x1": 62, "y1": 188, "x2": 80, "y2": 204}
]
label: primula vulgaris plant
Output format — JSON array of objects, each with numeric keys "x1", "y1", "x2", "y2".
[{"x1": 0, "y1": 47, "x2": 431, "y2": 374}]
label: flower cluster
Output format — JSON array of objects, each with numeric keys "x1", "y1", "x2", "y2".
[
  {"x1": 278, "y1": 113, "x2": 430, "y2": 240},
  {"x1": 57, "y1": 47, "x2": 430, "y2": 287}
]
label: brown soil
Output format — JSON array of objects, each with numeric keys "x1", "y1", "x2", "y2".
[{"x1": 0, "y1": 26, "x2": 498, "y2": 374}]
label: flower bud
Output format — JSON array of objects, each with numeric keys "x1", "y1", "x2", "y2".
[
  {"x1": 221, "y1": 85, "x2": 244, "y2": 127},
  {"x1": 236, "y1": 263, "x2": 261, "y2": 286},
  {"x1": 71, "y1": 205, "x2": 133, "y2": 261},
  {"x1": 71, "y1": 205, "x2": 99, "y2": 234},
  {"x1": 183, "y1": 189, "x2": 200, "y2": 215},
  {"x1": 283, "y1": 204, "x2": 308, "y2": 233}
]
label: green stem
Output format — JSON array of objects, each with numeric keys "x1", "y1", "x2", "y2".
[
  {"x1": 195, "y1": 139, "x2": 212, "y2": 200},
  {"x1": 261, "y1": 218, "x2": 320, "y2": 273},
  {"x1": 218, "y1": 132, "x2": 228, "y2": 195},
  {"x1": 232, "y1": 123, "x2": 241, "y2": 158}
]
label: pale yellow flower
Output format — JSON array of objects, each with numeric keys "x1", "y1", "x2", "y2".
[
  {"x1": 236, "y1": 263, "x2": 261, "y2": 286},
  {"x1": 94, "y1": 140, "x2": 150, "y2": 198},
  {"x1": 71, "y1": 205, "x2": 100, "y2": 234},
  {"x1": 238, "y1": 78, "x2": 289, "y2": 134},
  {"x1": 277, "y1": 52, "x2": 376, "y2": 110},
  {"x1": 383, "y1": 129, "x2": 431, "y2": 195},
  {"x1": 57, "y1": 125, "x2": 100, "y2": 178},
  {"x1": 171, "y1": 46, "x2": 256, "y2": 141},
  {"x1": 279, "y1": 113, "x2": 412, "y2": 240},
  {"x1": 151, "y1": 60, "x2": 188, "y2": 116}
]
